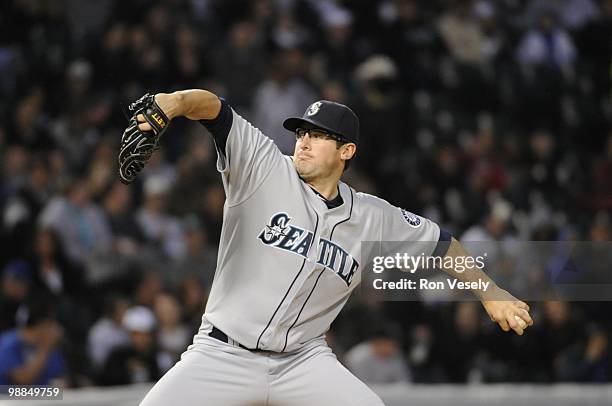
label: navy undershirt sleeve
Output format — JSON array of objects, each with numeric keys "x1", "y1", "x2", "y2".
[
  {"x1": 198, "y1": 98, "x2": 232, "y2": 156},
  {"x1": 431, "y1": 228, "x2": 452, "y2": 257}
]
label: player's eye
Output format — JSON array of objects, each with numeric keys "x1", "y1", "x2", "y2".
[
  {"x1": 295, "y1": 128, "x2": 332, "y2": 141},
  {"x1": 309, "y1": 130, "x2": 328, "y2": 139}
]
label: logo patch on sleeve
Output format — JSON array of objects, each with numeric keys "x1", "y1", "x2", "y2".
[{"x1": 400, "y1": 208, "x2": 422, "y2": 228}]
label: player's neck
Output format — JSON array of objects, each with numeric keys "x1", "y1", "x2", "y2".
[{"x1": 306, "y1": 178, "x2": 339, "y2": 200}]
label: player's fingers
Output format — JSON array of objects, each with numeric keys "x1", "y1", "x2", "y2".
[
  {"x1": 506, "y1": 310, "x2": 524, "y2": 335},
  {"x1": 499, "y1": 320, "x2": 511, "y2": 332},
  {"x1": 138, "y1": 121, "x2": 153, "y2": 132},
  {"x1": 516, "y1": 308, "x2": 534, "y2": 326},
  {"x1": 514, "y1": 301, "x2": 530, "y2": 312},
  {"x1": 494, "y1": 313, "x2": 510, "y2": 332},
  {"x1": 136, "y1": 114, "x2": 146, "y2": 123}
]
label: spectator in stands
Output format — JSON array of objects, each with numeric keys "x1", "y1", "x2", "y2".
[
  {"x1": 38, "y1": 178, "x2": 112, "y2": 266},
  {"x1": 526, "y1": 131, "x2": 561, "y2": 202},
  {"x1": 318, "y1": 5, "x2": 362, "y2": 82},
  {"x1": 136, "y1": 176, "x2": 186, "y2": 261},
  {"x1": 352, "y1": 55, "x2": 407, "y2": 192},
  {"x1": 133, "y1": 271, "x2": 163, "y2": 309},
  {"x1": 173, "y1": 24, "x2": 208, "y2": 89},
  {"x1": 100, "y1": 306, "x2": 163, "y2": 385},
  {"x1": 30, "y1": 227, "x2": 83, "y2": 297},
  {"x1": 87, "y1": 295, "x2": 130, "y2": 371},
  {"x1": 154, "y1": 293, "x2": 190, "y2": 364},
  {"x1": 516, "y1": 7, "x2": 577, "y2": 70},
  {"x1": 430, "y1": 302, "x2": 485, "y2": 383},
  {"x1": 437, "y1": 0, "x2": 487, "y2": 66},
  {"x1": 0, "y1": 261, "x2": 32, "y2": 331},
  {"x1": 407, "y1": 324, "x2": 434, "y2": 382},
  {"x1": 170, "y1": 216, "x2": 216, "y2": 289},
  {"x1": 0, "y1": 300, "x2": 67, "y2": 386},
  {"x1": 86, "y1": 139, "x2": 117, "y2": 202},
  {"x1": 136, "y1": 177, "x2": 186, "y2": 260},
  {"x1": 345, "y1": 321, "x2": 411, "y2": 384},
  {"x1": 212, "y1": 20, "x2": 265, "y2": 113},
  {"x1": 538, "y1": 300, "x2": 586, "y2": 381},
  {"x1": 252, "y1": 48, "x2": 317, "y2": 154},
  {"x1": 1, "y1": 156, "x2": 52, "y2": 259},
  {"x1": 557, "y1": 324, "x2": 610, "y2": 382},
  {"x1": 10, "y1": 87, "x2": 53, "y2": 151},
  {"x1": 575, "y1": 0, "x2": 612, "y2": 103},
  {"x1": 378, "y1": 0, "x2": 442, "y2": 91},
  {"x1": 522, "y1": 0, "x2": 599, "y2": 31},
  {"x1": 167, "y1": 131, "x2": 217, "y2": 219},
  {"x1": 137, "y1": 150, "x2": 177, "y2": 192},
  {"x1": 102, "y1": 181, "x2": 144, "y2": 256},
  {"x1": 199, "y1": 184, "x2": 225, "y2": 244},
  {"x1": 179, "y1": 275, "x2": 208, "y2": 333},
  {"x1": 271, "y1": 12, "x2": 310, "y2": 53},
  {"x1": 474, "y1": 1, "x2": 507, "y2": 64},
  {"x1": 1, "y1": 145, "x2": 30, "y2": 194},
  {"x1": 461, "y1": 199, "x2": 516, "y2": 263}
]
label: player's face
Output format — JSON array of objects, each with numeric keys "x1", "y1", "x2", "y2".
[{"x1": 293, "y1": 129, "x2": 346, "y2": 181}]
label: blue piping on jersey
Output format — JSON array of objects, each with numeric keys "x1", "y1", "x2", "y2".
[
  {"x1": 256, "y1": 212, "x2": 320, "y2": 350},
  {"x1": 281, "y1": 268, "x2": 326, "y2": 352},
  {"x1": 281, "y1": 188, "x2": 354, "y2": 352},
  {"x1": 329, "y1": 188, "x2": 354, "y2": 239}
]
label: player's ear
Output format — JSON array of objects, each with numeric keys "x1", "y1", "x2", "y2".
[{"x1": 340, "y1": 144, "x2": 356, "y2": 161}]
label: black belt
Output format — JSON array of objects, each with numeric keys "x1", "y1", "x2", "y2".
[{"x1": 209, "y1": 326, "x2": 253, "y2": 351}]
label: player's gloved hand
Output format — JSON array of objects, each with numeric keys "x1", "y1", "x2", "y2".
[
  {"x1": 481, "y1": 287, "x2": 534, "y2": 335},
  {"x1": 118, "y1": 93, "x2": 171, "y2": 185}
]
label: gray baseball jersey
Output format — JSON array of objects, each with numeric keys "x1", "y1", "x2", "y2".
[{"x1": 199, "y1": 102, "x2": 441, "y2": 352}]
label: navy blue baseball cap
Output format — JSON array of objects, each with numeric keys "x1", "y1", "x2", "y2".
[{"x1": 283, "y1": 100, "x2": 360, "y2": 145}]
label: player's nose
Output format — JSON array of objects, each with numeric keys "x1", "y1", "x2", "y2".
[{"x1": 299, "y1": 134, "x2": 312, "y2": 149}]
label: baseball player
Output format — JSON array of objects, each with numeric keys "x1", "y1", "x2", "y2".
[{"x1": 126, "y1": 90, "x2": 533, "y2": 405}]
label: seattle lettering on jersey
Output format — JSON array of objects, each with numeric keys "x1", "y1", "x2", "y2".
[
  {"x1": 258, "y1": 212, "x2": 359, "y2": 286},
  {"x1": 258, "y1": 213, "x2": 314, "y2": 257},
  {"x1": 316, "y1": 238, "x2": 359, "y2": 286}
]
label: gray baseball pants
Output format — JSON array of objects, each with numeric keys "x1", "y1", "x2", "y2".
[{"x1": 139, "y1": 324, "x2": 384, "y2": 405}]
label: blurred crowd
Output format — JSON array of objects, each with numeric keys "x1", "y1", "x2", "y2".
[{"x1": 0, "y1": 0, "x2": 611, "y2": 387}]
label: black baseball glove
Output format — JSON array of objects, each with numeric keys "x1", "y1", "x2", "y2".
[{"x1": 118, "y1": 93, "x2": 170, "y2": 185}]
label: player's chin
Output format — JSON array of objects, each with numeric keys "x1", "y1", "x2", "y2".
[
  {"x1": 295, "y1": 162, "x2": 316, "y2": 179},
  {"x1": 294, "y1": 158, "x2": 308, "y2": 169}
]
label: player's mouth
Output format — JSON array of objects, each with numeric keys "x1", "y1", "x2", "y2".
[{"x1": 297, "y1": 153, "x2": 313, "y2": 160}]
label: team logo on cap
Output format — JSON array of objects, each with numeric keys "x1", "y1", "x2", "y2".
[
  {"x1": 306, "y1": 101, "x2": 322, "y2": 116},
  {"x1": 400, "y1": 208, "x2": 422, "y2": 228}
]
